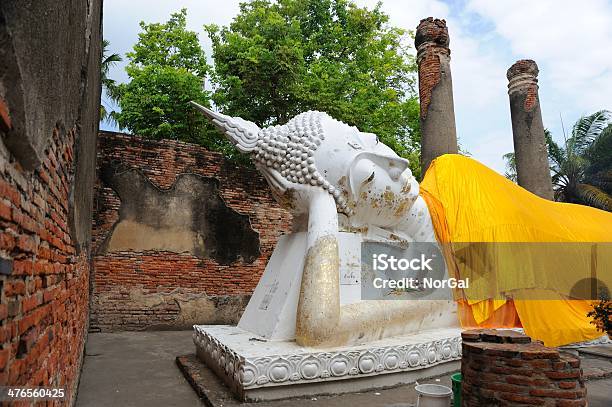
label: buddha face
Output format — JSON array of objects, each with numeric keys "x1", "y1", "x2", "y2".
[
  {"x1": 312, "y1": 116, "x2": 420, "y2": 228},
  {"x1": 191, "y1": 104, "x2": 419, "y2": 229}
]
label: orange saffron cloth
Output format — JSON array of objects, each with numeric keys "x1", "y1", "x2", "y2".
[{"x1": 420, "y1": 154, "x2": 612, "y2": 347}]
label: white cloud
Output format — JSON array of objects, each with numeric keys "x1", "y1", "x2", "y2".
[
  {"x1": 354, "y1": 0, "x2": 449, "y2": 23},
  {"x1": 467, "y1": 0, "x2": 612, "y2": 142},
  {"x1": 354, "y1": 0, "x2": 515, "y2": 173},
  {"x1": 103, "y1": 0, "x2": 242, "y2": 84}
]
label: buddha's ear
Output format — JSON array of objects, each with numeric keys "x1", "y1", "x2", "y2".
[{"x1": 190, "y1": 101, "x2": 261, "y2": 153}]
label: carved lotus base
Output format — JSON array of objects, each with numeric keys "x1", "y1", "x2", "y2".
[{"x1": 193, "y1": 325, "x2": 461, "y2": 401}]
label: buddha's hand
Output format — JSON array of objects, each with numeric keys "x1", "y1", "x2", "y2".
[
  {"x1": 259, "y1": 165, "x2": 338, "y2": 244},
  {"x1": 259, "y1": 165, "x2": 334, "y2": 215}
]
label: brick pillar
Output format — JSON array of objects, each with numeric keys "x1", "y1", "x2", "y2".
[
  {"x1": 415, "y1": 17, "x2": 458, "y2": 174},
  {"x1": 507, "y1": 60, "x2": 554, "y2": 199},
  {"x1": 461, "y1": 329, "x2": 587, "y2": 407}
]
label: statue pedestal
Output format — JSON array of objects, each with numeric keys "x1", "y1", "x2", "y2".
[{"x1": 193, "y1": 325, "x2": 461, "y2": 401}]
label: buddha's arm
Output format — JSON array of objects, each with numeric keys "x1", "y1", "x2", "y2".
[
  {"x1": 295, "y1": 193, "x2": 455, "y2": 347},
  {"x1": 295, "y1": 191, "x2": 341, "y2": 344}
]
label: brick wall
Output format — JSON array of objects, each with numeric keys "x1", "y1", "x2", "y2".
[
  {"x1": 0, "y1": 127, "x2": 91, "y2": 404},
  {"x1": 0, "y1": 0, "x2": 101, "y2": 401},
  {"x1": 91, "y1": 132, "x2": 292, "y2": 331},
  {"x1": 461, "y1": 329, "x2": 587, "y2": 407}
]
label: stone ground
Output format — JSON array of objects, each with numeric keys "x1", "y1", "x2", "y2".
[
  {"x1": 76, "y1": 331, "x2": 202, "y2": 407},
  {"x1": 76, "y1": 331, "x2": 612, "y2": 407}
]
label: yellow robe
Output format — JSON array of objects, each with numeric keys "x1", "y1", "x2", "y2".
[{"x1": 420, "y1": 154, "x2": 612, "y2": 347}]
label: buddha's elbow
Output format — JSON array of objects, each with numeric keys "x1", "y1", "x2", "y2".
[{"x1": 295, "y1": 308, "x2": 339, "y2": 346}]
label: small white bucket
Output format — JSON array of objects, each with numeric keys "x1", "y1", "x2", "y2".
[{"x1": 415, "y1": 383, "x2": 452, "y2": 407}]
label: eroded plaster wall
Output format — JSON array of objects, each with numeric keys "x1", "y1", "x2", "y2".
[
  {"x1": 91, "y1": 133, "x2": 292, "y2": 331},
  {"x1": 0, "y1": 0, "x2": 102, "y2": 401}
]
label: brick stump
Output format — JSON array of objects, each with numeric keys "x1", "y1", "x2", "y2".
[{"x1": 461, "y1": 329, "x2": 587, "y2": 406}]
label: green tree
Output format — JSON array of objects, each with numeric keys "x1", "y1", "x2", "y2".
[
  {"x1": 206, "y1": 0, "x2": 421, "y2": 175},
  {"x1": 113, "y1": 10, "x2": 222, "y2": 150},
  {"x1": 100, "y1": 39, "x2": 122, "y2": 123},
  {"x1": 503, "y1": 111, "x2": 612, "y2": 211},
  {"x1": 552, "y1": 111, "x2": 612, "y2": 210}
]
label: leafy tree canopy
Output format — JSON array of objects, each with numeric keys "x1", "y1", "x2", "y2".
[
  {"x1": 206, "y1": 0, "x2": 421, "y2": 175},
  {"x1": 113, "y1": 10, "x2": 226, "y2": 151}
]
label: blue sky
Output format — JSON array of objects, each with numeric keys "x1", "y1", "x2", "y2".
[{"x1": 102, "y1": 0, "x2": 612, "y2": 174}]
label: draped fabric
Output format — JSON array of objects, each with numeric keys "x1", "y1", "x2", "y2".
[{"x1": 420, "y1": 154, "x2": 612, "y2": 347}]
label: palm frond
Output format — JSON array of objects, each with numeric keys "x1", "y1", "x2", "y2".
[
  {"x1": 101, "y1": 39, "x2": 122, "y2": 82},
  {"x1": 101, "y1": 39, "x2": 122, "y2": 110},
  {"x1": 570, "y1": 110, "x2": 612, "y2": 154},
  {"x1": 584, "y1": 125, "x2": 612, "y2": 176},
  {"x1": 100, "y1": 99, "x2": 119, "y2": 126},
  {"x1": 102, "y1": 53, "x2": 122, "y2": 70},
  {"x1": 585, "y1": 170, "x2": 612, "y2": 194},
  {"x1": 502, "y1": 151, "x2": 517, "y2": 182},
  {"x1": 545, "y1": 129, "x2": 565, "y2": 168},
  {"x1": 575, "y1": 183, "x2": 612, "y2": 211}
]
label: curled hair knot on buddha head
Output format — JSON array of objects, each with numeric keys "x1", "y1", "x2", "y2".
[{"x1": 191, "y1": 102, "x2": 351, "y2": 214}]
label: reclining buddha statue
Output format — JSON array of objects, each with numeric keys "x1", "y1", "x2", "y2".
[{"x1": 192, "y1": 103, "x2": 612, "y2": 348}]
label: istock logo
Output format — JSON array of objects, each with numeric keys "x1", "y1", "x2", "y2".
[
  {"x1": 372, "y1": 253, "x2": 434, "y2": 271},
  {"x1": 361, "y1": 242, "x2": 455, "y2": 301}
]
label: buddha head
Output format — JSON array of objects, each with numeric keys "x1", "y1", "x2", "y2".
[{"x1": 192, "y1": 103, "x2": 419, "y2": 228}]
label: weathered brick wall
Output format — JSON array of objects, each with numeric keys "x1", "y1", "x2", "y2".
[
  {"x1": 461, "y1": 329, "x2": 587, "y2": 407},
  {"x1": 0, "y1": 128, "x2": 91, "y2": 402},
  {"x1": 0, "y1": 0, "x2": 101, "y2": 402},
  {"x1": 91, "y1": 132, "x2": 292, "y2": 331}
]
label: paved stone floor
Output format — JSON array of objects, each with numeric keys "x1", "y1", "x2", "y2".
[
  {"x1": 77, "y1": 331, "x2": 612, "y2": 407},
  {"x1": 76, "y1": 331, "x2": 202, "y2": 407}
]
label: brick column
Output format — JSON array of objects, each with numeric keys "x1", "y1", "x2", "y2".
[
  {"x1": 462, "y1": 329, "x2": 587, "y2": 407},
  {"x1": 507, "y1": 60, "x2": 554, "y2": 199},
  {"x1": 415, "y1": 17, "x2": 458, "y2": 174}
]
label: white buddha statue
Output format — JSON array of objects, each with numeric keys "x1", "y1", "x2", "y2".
[{"x1": 192, "y1": 103, "x2": 458, "y2": 347}]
